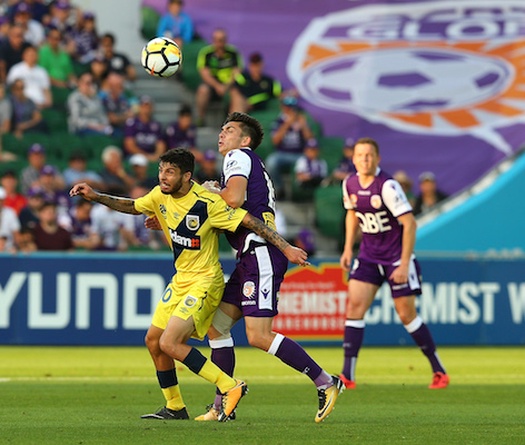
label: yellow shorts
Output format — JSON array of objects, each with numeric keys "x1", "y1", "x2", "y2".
[{"x1": 151, "y1": 269, "x2": 225, "y2": 340}]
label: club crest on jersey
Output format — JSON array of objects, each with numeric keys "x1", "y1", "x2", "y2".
[
  {"x1": 243, "y1": 281, "x2": 256, "y2": 298},
  {"x1": 159, "y1": 204, "x2": 167, "y2": 219},
  {"x1": 184, "y1": 295, "x2": 198, "y2": 308},
  {"x1": 350, "y1": 194, "x2": 358, "y2": 206},
  {"x1": 186, "y1": 215, "x2": 200, "y2": 231},
  {"x1": 370, "y1": 195, "x2": 382, "y2": 209}
]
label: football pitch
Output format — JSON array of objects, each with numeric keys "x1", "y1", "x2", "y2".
[{"x1": 1, "y1": 346, "x2": 524, "y2": 445}]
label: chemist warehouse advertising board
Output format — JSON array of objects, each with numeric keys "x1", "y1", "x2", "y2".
[{"x1": 0, "y1": 253, "x2": 524, "y2": 345}]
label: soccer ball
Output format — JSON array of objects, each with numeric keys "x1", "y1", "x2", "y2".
[{"x1": 141, "y1": 37, "x2": 182, "y2": 78}]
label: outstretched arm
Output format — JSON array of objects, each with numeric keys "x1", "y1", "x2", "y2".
[
  {"x1": 241, "y1": 213, "x2": 308, "y2": 266},
  {"x1": 69, "y1": 182, "x2": 141, "y2": 215}
]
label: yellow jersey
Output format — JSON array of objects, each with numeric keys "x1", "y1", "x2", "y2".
[{"x1": 134, "y1": 182, "x2": 247, "y2": 274}]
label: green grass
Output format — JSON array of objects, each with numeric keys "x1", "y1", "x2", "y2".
[{"x1": 0, "y1": 346, "x2": 524, "y2": 444}]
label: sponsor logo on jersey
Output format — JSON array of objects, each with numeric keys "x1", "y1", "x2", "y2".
[
  {"x1": 243, "y1": 281, "x2": 256, "y2": 298},
  {"x1": 287, "y1": 1, "x2": 525, "y2": 155},
  {"x1": 186, "y1": 215, "x2": 200, "y2": 231},
  {"x1": 225, "y1": 205, "x2": 239, "y2": 220},
  {"x1": 226, "y1": 159, "x2": 238, "y2": 170},
  {"x1": 169, "y1": 228, "x2": 201, "y2": 249},
  {"x1": 356, "y1": 211, "x2": 392, "y2": 234},
  {"x1": 370, "y1": 194, "x2": 382, "y2": 209}
]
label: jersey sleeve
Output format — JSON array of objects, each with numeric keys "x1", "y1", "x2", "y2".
[
  {"x1": 133, "y1": 187, "x2": 159, "y2": 215},
  {"x1": 223, "y1": 149, "x2": 252, "y2": 183},
  {"x1": 382, "y1": 179, "x2": 413, "y2": 217},
  {"x1": 208, "y1": 196, "x2": 248, "y2": 233},
  {"x1": 342, "y1": 175, "x2": 354, "y2": 210}
]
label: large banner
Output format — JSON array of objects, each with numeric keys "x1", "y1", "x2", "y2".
[
  {"x1": 144, "y1": 0, "x2": 525, "y2": 196},
  {"x1": 1, "y1": 253, "x2": 524, "y2": 346}
]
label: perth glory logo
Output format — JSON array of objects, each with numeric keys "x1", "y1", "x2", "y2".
[{"x1": 287, "y1": 1, "x2": 525, "y2": 154}]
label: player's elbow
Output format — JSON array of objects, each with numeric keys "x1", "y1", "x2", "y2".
[{"x1": 223, "y1": 195, "x2": 244, "y2": 208}]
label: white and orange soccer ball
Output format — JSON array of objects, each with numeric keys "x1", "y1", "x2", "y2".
[{"x1": 141, "y1": 37, "x2": 182, "y2": 78}]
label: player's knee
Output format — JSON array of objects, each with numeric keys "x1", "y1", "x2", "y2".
[
  {"x1": 398, "y1": 308, "x2": 418, "y2": 325},
  {"x1": 211, "y1": 308, "x2": 235, "y2": 339},
  {"x1": 144, "y1": 332, "x2": 162, "y2": 357},
  {"x1": 246, "y1": 330, "x2": 271, "y2": 351}
]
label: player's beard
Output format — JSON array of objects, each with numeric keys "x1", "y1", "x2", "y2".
[{"x1": 160, "y1": 177, "x2": 183, "y2": 195}]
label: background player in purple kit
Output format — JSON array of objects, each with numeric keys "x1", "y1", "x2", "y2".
[
  {"x1": 198, "y1": 112, "x2": 343, "y2": 423},
  {"x1": 339, "y1": 137, "x2": 449, "y2": 390}
]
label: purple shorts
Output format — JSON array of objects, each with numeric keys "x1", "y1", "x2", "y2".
[
  {"x1": 350, "y1": 256, "x2": 422, "y2": 298},
  {"x1": 222, "y1": 242, "x2": 288, "y2": 317}
]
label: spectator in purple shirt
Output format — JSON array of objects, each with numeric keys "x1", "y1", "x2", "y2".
[
  {"x1": 266, "y1": 94, "x2": 314, "y2": 199},
  {"x1": 294, "y1": 138, "x2": 328, "y2": 191},
  {"x1": 331, "y1": 137, "x2": 356, "y2": 183},
  {"x1": 123, "y1": 95, "x2": 165, "y2": 162},
  {"x1": 163, "y1": 103, "x2": 201, "y2": 163},
  {"x1": 70, "y1": 11, "x2": 99, "y2": 67}
]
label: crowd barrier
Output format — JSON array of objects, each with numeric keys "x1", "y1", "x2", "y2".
[{"x1": 1, "y1": 252, "x2": 524, "y2": 346}]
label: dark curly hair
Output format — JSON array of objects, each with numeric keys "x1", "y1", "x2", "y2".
[
  {"x1": 223, "y1": 112, "x2": 264, "y2": 150},
  {"x1": 159, "y1": 148, "x2": 195, "y2": 174}
]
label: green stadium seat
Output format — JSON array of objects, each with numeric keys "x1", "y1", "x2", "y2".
[
  {"x1": 51, "y1": 86, "x2": 71, "y2": 109},
  {"x1": 2, "y1": 133, "x2": 51, "y2": 158},
  {"x1": 291, "y1": 180, "x2": 316, "y2": 202},
  {"x1": 179, "y1": 39, "x2": 208, "y2": 91},
  {"x1": 314, "y1": 185, "x2": 345, "y2": 240},
  {"x1": 42, "y1": 108, "x2": 68, "y2": 133},
  {"x1": 318, "y1": 136, "x2": 344, "y2": 172},
  {"x1": 0, "y1": 158, "x2": 27, "y2": 175},
  {"x1": 140, "y1": 6, "x2": 161, "y2": 40}
]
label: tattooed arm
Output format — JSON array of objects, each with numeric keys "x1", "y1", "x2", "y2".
[
  {"x1": 69, "y1": 182, "x2": 141, "y2": 215},
  {"x1": 241, "y1": 213, "x2": 309, "y2": 266}
]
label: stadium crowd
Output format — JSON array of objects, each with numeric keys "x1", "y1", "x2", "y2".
[{"x1": 0, "y1": 0, "x2": 446, "y2": 255}]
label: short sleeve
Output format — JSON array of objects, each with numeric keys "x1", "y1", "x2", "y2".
[
  {"x1": 223, "y1": 149, "x2": 251, "y2": 183},
  {"x1": 134, "y1": 187, "x2": 158, "y2": 215},
  {"x1": 342, "y1": 175, "x2": 354, "y2": 210},
  {"x1": 382, "y1": 179, "x2": 412, "y2": 217}
]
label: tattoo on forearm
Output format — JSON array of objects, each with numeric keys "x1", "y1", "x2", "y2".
[
  {"x1": 244, "y1": 215, "x2": 290, "y2": 252},
  {"x1": 95, "y1": 194, "x2": 139, "y2": 215}
]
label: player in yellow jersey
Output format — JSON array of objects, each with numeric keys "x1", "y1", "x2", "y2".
[{"x1": 69, "y1": 148, "x2": 308, "y2": 421}]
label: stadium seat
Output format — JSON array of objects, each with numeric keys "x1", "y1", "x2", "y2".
[
  {"x1": 42, "y1": 108, "x2": 69, "y2": 133},
  {"x1": 140, "y1": 6, "x2": 161, "y2": 40},
  {"x1": 51, "y1": 86, "x2": 71, "y2": 109},
  {"x1": 179, "y1": 39, "x2": 208, "y2": 91},
  {"x1": 314, "y1": 185, "x2": 345, "y2": 240},
  {"x1": 318, "y1": 136, "x2": 345, "y2": 172}
]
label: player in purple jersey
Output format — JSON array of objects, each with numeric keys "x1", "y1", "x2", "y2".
[
  {"x1": 197, "y1": 112, "x2": 344, "y2": 423},
  {"x1": 339, "y1": 137, "x2": 449, "y2": 390}
]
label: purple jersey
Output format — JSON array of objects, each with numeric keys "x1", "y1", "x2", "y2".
[
  {"x1": 164, "y1": 121, "x2": 197, "y2": 150},
  {"x1": 69, "y1": 212, "x2": 92, "y2": 241},
  {"x1": 270, "y1": 114, "x2": 307, "y2": 154},
  {"x1": 342, "y1": 168, "x2": 412, "y2": 265},
  {"x1": 124, "y1": 117, "x2": 163, "y2": 154},
  {"x1": 221, "y1": 148, "x2": 277, "y2": 254}
]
